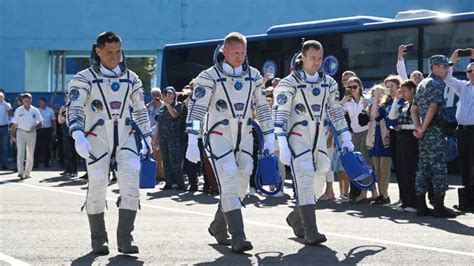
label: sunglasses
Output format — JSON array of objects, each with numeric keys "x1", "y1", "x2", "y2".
[
  {"x1": 467, "y1": 69, "x2": 474, "y2": 73},
  {"x1": 347, "y1": 85, "x2": 359, "y2": 90}
]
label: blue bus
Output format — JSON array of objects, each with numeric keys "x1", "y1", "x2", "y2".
[{"x1": 161, "y1": 11, "x2": 474, "y2": 122}]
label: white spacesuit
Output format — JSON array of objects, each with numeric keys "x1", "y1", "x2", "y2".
[
  {"x1": 67, "y1": 32, "x2": 151, "y2": 255},
  {"x1": 273, "y1": 48, "x2": 353, "y2": 245},
  {"x1": 185, "y1": 38, "x2": 274, "y2": 253}
]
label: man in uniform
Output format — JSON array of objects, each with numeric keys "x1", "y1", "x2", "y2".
[
  {"x1": 185, "y1": 32, "x2": 274, "y2": 253},
  {"x1": 411, "y1": 55, "x2": 456, "y2": 218},
  {"x1": 273, "y1": 40, "x2": 354, "y2": 245},
  {"x1": 67, "y1": 32, "x2": 152, "y2": 254},
  {"x1": 157, "y1": 86, "x2": 186, "y2": 190}
]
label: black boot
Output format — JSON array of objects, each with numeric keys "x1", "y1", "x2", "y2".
[
  {"x1": 298, "y1": 205, "x2": 327, "y2": 245},
  {"x1": 223, "y1": 209, "x2": 253, "y2": 253},
  {"x1": 208, "y1": 207, "x2": 231, "y2": 245},
  {"x1": 416, "y1": 194, "x2": 433, "y2": 216},
  {"x1": 117, "y1": 209, "x2": 139, "y2": 254},
  {"x1": 87, "y1": 213, "x2": 109, "y2": 255},
  {"x1": 286, "y1": 208, "x2": 304, "y2": 238},
  {"x1": 433, "y1": 194, "x2": 456, "y2": 218}
]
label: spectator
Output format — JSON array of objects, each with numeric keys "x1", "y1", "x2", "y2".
[
  {"x1": 446, "y1": 49, "x2": 474, "y2": 189},
  {"x1": 57, "y1": 94, "x2": 78, "y2": 177},
  {"x1": 397, "y1": 44, "x2": 424, "y2": 85},
  {"x1": 265, "y1": 78, "x2": 286, "y2": 197},
  {"x1": 34, "y1": 97, "x2": 56, "y2": 168},
  {"x1": 331, "y1": 71, "x2": 357, "y2": 202},
  {"x1": 157, "y1": 86, "x2": 186, "y2": 190},
  {"x1": 317, "y1": 130, "x2": 336, "y2": 201},
  {"x1": 10, "y1": 93, "x2": 43, "y2": 179},
  {"x1": 411, "y1": 55, "x2": 456, "y2": 218},
  {"x1": 147, "y1": 87, "x2": 163, "y2": 128},
  {"x1": 178, "y1": 87, "x2": 199, "y2": 191},
  {"x1": 383, "y1": 75, "x2": 402, "y2": 166},
  {"x1": 341, "y1": 77, "x2": 376, "y2": 203},
  {"x1": 389, "y1": 80, "x2": 418, "y2": 212},
  {"x1": 148, "y1": 87, "x2": 165, "y2": 180},
  {"x1": 0, "y1": 91, "x2": 12, "y2": 170},
  {"x1": 367, "y1": 85, "x2": 392, "y2": 205}
]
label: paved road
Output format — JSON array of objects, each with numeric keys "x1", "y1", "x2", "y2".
[{"x1": 0, "y1": 169, "x2": 473, "y2": 265}]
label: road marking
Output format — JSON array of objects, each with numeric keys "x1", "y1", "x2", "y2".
[
  {"x1": 0, "y1": 252, "x2": 29, "y2": 266},
  {"x1": 3, "y1": 180, "x2": 474, "y2": 258}
]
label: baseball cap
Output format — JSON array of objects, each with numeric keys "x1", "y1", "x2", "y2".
[
  {"x1": 163, "y1": 86, "x2": 176, "y2": 94},
  {"x1": 429, "y1": 55, "x2": 450, "y2": 66},
  {"x1": 20, "y1": 92, "x2": 32, "y2": 99}
]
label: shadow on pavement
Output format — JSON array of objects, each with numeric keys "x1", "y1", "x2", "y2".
[
  {"x1": 341, "y1": 245, "x2": 386, "y2": 264},
  {"x1": 254, "y1": 244, "x2": 339, "y2": 264},
  {"x1": 70, "y1": 252, "x2": 102, "y2": 266},
  {"x1": 107, "y1": 254, "x2": 144, "y2": 265},
  {"x1": 196, "y1": 244, "x2": 252, "y2": 265},
  {"x1": 145, "y1": 189, "x2": 219, "y2": 206},
  {"x1": 316, "y1": 200, "x2": 473, "y2": 236},
  {"x1": 39, "y1": 175, "x2": 87, "y2": 187}
]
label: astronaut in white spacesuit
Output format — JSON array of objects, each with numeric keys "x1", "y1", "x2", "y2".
[
  {"x1": 185, "y1": 32, "x2": 274, "y2": 253},
  {"x1": 273, "y1": 40, "x2": 354, "y2": 245},
  {"x1": 67, "y1": 32, "x2": 152, "y2": 255}
]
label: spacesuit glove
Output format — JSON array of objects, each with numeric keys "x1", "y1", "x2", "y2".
[
  {"x1": 186, "y1": 133, "x2": 201, "y2": 163},
  {"x1": 263, "y1": 133, "x2": 275, "y2": 154},
  {"x1": 141, "y1": 136, "x2": 152, "y2": 155},
  {"x1": 277, "y1": 136, "x2": 292, "y2": 166},
  {"x1": 72, "y1": 131, "x2": 92, "y2": 159},
  {"x1": 339, "y1": 131, "x2": 354, "y2": 152}
]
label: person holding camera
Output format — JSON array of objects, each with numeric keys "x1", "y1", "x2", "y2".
[
  {"x1": 446, "y1": 49, "x2": 474, "y2": 193},
  {"x1": 157, "y1": 86, "x2": 186, "y2": 190},
  {"x1": 397, "y1": 44, "x2": 424, "y2": 85},
  {"x1": 411, "y1": 55, "x2": 456, "y2": 218},
  {"x1": 341, "y1": 77, "x2": 374, "y2": 203},
  {"x1": 366, "y1": 85, "x2": 392, "y2": 205},
  {"x1": 389, "y1": 80, "x2": 419, "y2": 212}
]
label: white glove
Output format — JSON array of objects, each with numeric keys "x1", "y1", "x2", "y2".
[
  {"x1": 72, "y1": 131, "x2": 92, "y2": 159},
  {"x1": 263, "y1": 133, "x2": 275, "y2": 154},
  {"x1": 186, "y1": 134, "x2": 201, "y2": 163},
  {"x1": 277, "y1": 136, "x2": 291, "y2": 166},
  {"x1": 141, "y1": 136, "x2": 152, "y2": 155},
  {"x1": 340, "y1": 131, "x2": 354, "y2": 152}
]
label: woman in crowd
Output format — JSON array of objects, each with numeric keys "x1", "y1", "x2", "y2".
[
  {"x1": 341, "y1": 77, "x2": 378, "y2": 203},
  {"x1": 389, "y1": 80, "x2": 418, "y2": 212},
  {"x1": 367, "y1": 85, "x2": 392, "y2": 205}
]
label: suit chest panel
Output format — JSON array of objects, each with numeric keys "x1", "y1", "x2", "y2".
[
  {"x1": 293, "y1": 82, "x2": 327, "y2": 121},
  {"x1": 88, "y1": 77, "x2": 131, "y2": 119},
  {"x1": 211, "y1": 77, "x2": 254, "y2": 118}
]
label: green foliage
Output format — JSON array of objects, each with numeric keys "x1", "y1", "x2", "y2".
[{"x1": 127, "y1": 57, "x2": 156, "y2": 92}]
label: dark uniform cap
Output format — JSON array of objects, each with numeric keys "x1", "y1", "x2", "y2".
[
  {"x1": 20, "y1": 92, "x2": 32, "y2": 99},
  {"x1": 163, "y1": 86, "x2": 176, "y2": 94},
  {"x1": 429, "y1": 55, "x2": 450, "y2": 66}
]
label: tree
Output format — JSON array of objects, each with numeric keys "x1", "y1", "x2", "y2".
[{"x1": 127, "y1": 57, "x2": 156, "y2": 92}]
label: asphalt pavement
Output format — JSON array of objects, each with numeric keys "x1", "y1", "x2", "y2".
[{"x1": 0, "y1": 168, "x2": 473, "y2": 265}]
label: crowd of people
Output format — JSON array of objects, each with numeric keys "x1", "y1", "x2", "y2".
[{"x1": 1, "y1": 31, "x2": 473, "y2": 255}]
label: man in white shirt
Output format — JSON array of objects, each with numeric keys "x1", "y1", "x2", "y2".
[
  {"x1": 10, "y1": 93, "x2": 43, "y2": 178},
  {"x1": 34, "y1": 97, "x2": 56, "y2": 168},
  {"x1": 0, "y1": 91, "x2": 12, "y2": 170},
  {"x1": 446, "y1": 49, "x2": 474, "y2": 188}
]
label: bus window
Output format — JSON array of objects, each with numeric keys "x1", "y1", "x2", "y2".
[
  {"x1": 342, "y1": 27, "x2": 419, "y2": 79},
  {"x1": 423, "y1": 21, "x2": 474, "y2": 73}
]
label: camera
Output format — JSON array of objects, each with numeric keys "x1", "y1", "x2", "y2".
[
  {"x1": 404, "y1": 44, "x2": 414, "y2": 51},
  {"x1": 458, "y1": 49, "x2": 472, "y2": 57},
  {"x1": 344, "y1": 88, "x2": 352, "y2": 96}
]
